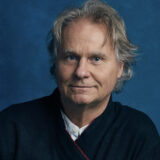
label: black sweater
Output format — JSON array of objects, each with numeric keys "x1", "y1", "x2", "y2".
[{"x1": 0, "y1": 89, "x2": 160, "y2": 160}]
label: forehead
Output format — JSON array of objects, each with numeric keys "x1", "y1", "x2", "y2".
[
  {"x1": 62, "y1": 18, "x2": 109, "y2": 47},
  {"x1": 60, "y1": 18, "x2": 116, "y2": 58}
]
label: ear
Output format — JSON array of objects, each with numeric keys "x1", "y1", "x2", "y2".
[{"x1": 117, "y1": 62, "x2": 124, "y2": 78}]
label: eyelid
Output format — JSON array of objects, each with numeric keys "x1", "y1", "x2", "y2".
[
  {"x1": 64, "y1": 51, "x2": 77, "y2": 56},
  {"x1": 90, "y1": 55, "x2": 104, "y2": 60},
  {"x1": 67, "y1": 53, "x2": 79, "y2": 59},
  {"x1": 63, "y1": 52, "x2": 80, "y2": 62}
]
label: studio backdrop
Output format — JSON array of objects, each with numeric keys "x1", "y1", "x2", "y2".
[{"x1": 0, "y1": 0, "x2": 160, "y2": 132}]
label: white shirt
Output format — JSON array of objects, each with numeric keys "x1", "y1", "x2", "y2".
[{"x1": 61, "y1": 110, "x2": 89, "y2": 141}]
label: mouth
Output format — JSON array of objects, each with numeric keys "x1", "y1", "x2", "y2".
[
  {"x1": 69, "y1": 85, "x2": 95, "y2": 93},
  {"x1": 69, "y1": 85, "x2": 93, "y2": 88}
]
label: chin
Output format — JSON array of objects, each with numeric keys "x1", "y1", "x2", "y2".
[{"x1": 70, "y1": 95, "x2": 94, "y2": 105}]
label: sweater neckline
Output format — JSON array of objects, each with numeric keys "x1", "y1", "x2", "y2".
[
  {"x1": 52, "y1": 88, "x2": 114, "y2": 137},
  {"x1": 50, "y1": 88, "x2": 115, "y2": 160}
]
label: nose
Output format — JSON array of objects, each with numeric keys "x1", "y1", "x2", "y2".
[{"x1": 74, "y1": 58, "x2": 90, "y2": 79}]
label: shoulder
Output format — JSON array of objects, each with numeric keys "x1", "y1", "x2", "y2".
[
  {"x1": 113, "y1": 101, "x2": 159, "y2": 138},
  {"x1": 0, "y1": 91, "x2": 58, "y2": 125},
  {"x1": 112, "y1": 102, "x2": 160, "y2": 159},
  {"x1": 114, "y1": 102, "x2": 156, "y2": 126},
  {"x1": 0, "y1": 91, "x2": 60, "y2": 154}
]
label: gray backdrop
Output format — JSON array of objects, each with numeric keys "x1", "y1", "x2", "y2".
[{"x1": 0, "y1": 0, "x2": 160, "y2": 133}]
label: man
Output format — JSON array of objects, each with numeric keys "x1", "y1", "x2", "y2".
[{"x1": 0, "y1": 0, "x2": 159, "y2": 159}]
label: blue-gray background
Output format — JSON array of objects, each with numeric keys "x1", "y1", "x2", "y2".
[{"x1": 0, "y1": 0, "x2": 160, "y2": 133}]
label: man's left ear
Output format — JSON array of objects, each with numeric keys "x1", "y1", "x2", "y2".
[{"x1": 117, "y1": 62, "x2": 124, "y2": 78}]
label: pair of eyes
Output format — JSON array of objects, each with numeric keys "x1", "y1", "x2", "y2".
[{"x1": 65, "y1": 55, "x2": 102, "y2": 62}]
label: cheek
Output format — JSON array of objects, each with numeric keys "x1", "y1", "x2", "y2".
[
  {"x1": 95, "y1": 66, "x2": 119, "y2": 87},
  {"x1": 56, "y1": 63, "x2": 74, "y2": 82}
]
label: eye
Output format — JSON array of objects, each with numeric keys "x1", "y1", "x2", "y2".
[
  {"x1": 67, "y1": 55, "x2": 76, "y2": 60},
  {"x1": 63, "y1": 54, "x2": 78, "y2": 64},
  {"x1": 93, "y1": 57, "x2": 101, "y2": 61},
  {"x1": 90, "y1": 56, "x2": 102, "y2": 63}
]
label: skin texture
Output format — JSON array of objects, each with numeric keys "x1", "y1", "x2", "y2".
[{"x1": 56, "y1": 18, "x2": 124, "y2": 127}]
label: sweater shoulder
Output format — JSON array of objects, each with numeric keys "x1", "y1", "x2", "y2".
[
  {"x1": 114, "y1": 102, "x2": 160, "y2": 159},
  {"x1": 113, "y1": 102, "x2": 159, "y2": 137},
  {"x1": 114, "y1": 102, "x2": 153, "y2": 123},
  {"x1": 0, "y1": 94, "x2": 55, "y2": 124}
]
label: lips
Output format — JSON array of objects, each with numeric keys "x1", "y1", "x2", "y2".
[{"x1": 69, "y1": 85, "x2": 93, "y2": 88}]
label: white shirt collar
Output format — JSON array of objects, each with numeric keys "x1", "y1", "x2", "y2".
[{"x1": 61, "y1": 110, "x2": 89, "y2": 141}]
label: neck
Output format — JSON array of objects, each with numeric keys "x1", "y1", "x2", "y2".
[{"x1": 61, "y1": 96, "x2": 111, "y2": 128}]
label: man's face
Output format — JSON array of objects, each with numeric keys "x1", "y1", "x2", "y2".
[{"x1": 56, "y1": 18, "x2": 123, "y2": 106}]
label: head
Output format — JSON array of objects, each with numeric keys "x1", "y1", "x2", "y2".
[{"x1": 48, "y1": 0, "x2": 136, "y2": 93}]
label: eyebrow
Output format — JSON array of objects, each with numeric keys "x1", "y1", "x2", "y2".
[
  {"x1": 63, "y1": 49, "x2": 75, "y2": 54},
  {"x1": 62, "y1": 49, "x2": 107, "y2": 58},
  {"x1": 90, "y1": 52, "x2": 107, "y2": 58}
]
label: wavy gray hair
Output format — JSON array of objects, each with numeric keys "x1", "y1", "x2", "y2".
[{"x1": 47, "y1": 0, "x2": 137, "y2": 92}]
